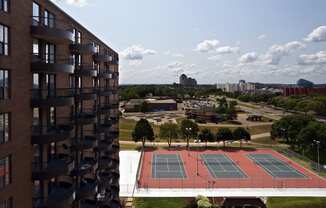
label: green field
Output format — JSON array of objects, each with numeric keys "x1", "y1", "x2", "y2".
[
  {"x1": 134, "y1": 198, "x2": 189, "y2": 208},
  {"x1": 119, "y1": 118, "x2": 272, "y2": 141},
  {"x1": 133, "y1": 197, "x2": 326, "y2": 208},
  {"x1": 267, "y1": 197, "x2": 326, "y2": 208}
]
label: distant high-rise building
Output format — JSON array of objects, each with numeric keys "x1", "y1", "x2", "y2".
[
  {"x1": 179, "y1": 74, "x2": 197, "y2": 87},
  {"x1": 217, "y1": 80, "x2": 256, "y2": 93}
]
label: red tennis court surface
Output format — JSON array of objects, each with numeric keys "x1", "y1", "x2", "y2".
[{"x1": 138, "y1": 149, "x2": 326, "y2": 189}]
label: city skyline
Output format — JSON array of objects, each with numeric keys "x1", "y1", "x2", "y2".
[{"x1": 53, "y1": 0, "x2": 326, "y2": 84}]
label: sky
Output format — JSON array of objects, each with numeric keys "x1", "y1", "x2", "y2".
[{"x1": 51, "y1": 0, "x2": 326, "y2": 85}]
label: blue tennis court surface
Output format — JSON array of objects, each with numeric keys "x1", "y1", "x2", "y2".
[
  {"x1": 152, "y1": 154, "x2": 187, "y2": 179},
  {"x1": 248, "y1": 154, "x2": 307, "y2": 179},
  {"x1": 201, "y1": 154, "x2": 247, "y2": 179}
]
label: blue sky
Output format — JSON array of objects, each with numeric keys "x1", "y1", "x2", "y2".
[{"x1": 52, "y1": 0, "x2": 326, "y2": 84}]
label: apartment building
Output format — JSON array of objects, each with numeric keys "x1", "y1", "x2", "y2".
[{"x1": 0, "y1": 0, "x2": 120, "y2": 207}]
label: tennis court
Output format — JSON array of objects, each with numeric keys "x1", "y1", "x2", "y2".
[
  {"x1": 152, "y1": 154, "x2": 187, "y2": 179},
  {"x1": 201, "y1": 154, "x2": 247, "y2": 179},
  {"x1": 248, "y1": 154, "x2": 307, "y2": 179}
]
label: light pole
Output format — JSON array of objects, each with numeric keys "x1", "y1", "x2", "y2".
[
  {"x1": 313, "y1": 139, "x2": 321, "y2": 172},
  {"x1": 185, "y1": 127, "x2": 192, "y2": 150}
]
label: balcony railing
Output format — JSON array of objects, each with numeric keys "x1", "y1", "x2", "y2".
[
  {"x1": 32, "y1": 154, "x2": 74, "y2": 180},
  {"x1": 31, "y1": 54, "x2": 75, "y2": 74},
  {"x1": 31, "y1": 118, "x2": 73, "y2": 144},
  {"x1": 31, "y1": 16, "x2": 74, "y2": 43},
  {"x1": 74, "y1": 64, "x2": 98, "y2": 77},
  {"x1": 31, "y1": 88, "x2": 75, "y2": 107}
]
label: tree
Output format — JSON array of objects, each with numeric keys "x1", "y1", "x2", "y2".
[
  {"x1": 233, "y1": 127, "x2": 251, "y2": 147},
  {"x1": 159, "y1": 122, "x2": 179, "y2": 148},
  {"x1": 198, "y1": 128, "x2": 215, "y2": 149},
  {"x1": 132, "y1": 119, "x2": 154, "y2": 148},
  {"x1": 196, "y1": 195, "x2": 212, "y2": 208},
  {"x1": 216, "y1": 128, "x2": 233, "y2": 147},
  {"x1": 139, "y1": 101, "x2": 149, "y2": 113},
  {"x1": 180, "y1": 119, "x2": 199, "y2": 148}
]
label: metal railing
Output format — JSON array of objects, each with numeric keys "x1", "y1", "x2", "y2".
[{"x1": 31, "y1": 88, "x2": 74, "y2": 100}]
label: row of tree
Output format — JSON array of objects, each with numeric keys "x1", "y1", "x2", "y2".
[
  {"x1": 271, "y1": 95, "x2": 326, "y2": 116},
  {"x1": 132, "y1": 118, "x2": 251, "y2": 148},
  {"x1": 271, "y1": 114, "x2": 326, "y2": 163}
]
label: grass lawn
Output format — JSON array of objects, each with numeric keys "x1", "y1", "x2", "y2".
[
  {"x1": 267, "y1": 197, "x2": 326, "y2": 208},
  {"x1": 134, "y1": 198, "x2": 189, "y2": 208},
  {"x1": 252, "y1": 136, "x2": 278, "y2": 145},
  {"x1": 119, "y1": 143, "x2": 140, "y2": 150},
  {"x1": 119, "y1": 118, "x2": 160, "y2": 141},
  {"x1": 120, "y1": 118, "x2": 272, "y2": 141},
  {"x1": 198, "y1": 123, "x2": 272, "y2": 136}
]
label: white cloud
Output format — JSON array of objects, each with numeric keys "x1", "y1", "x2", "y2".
[
  {"x1": 298, "y1": 51, "x2": 326, "y2": 65},
  {"x1": 239, "y1": 52, "x2": 258, "y2": 63},
  {"x1": 120, "y1": 45, "x2": 157, "y2": 61},
  {"x1": 172, "y1": 53, "x2": 185, "y2": 58},
  {"x1": 263, "y1": 41, "x2": 305, "y2": 65},
  {"x1": 166, "y1": 62, "x2": 195, "y2": 73},
  {"x1": 51, "y1": 0, "x2": 88, "y2": 7},
  {"x1": 195, "y1": 40, "x2": 220, "y2": 53},
  {"x1": 258, "y1": 34, "x2": 267, "y2": 40},
  {"x1": 208, "y1": 55, "x2": 222, "y2": 61},
  {"x1": 305, "y1": 26, "x2": 326, "y2": 42},
  {"x1": 216, "y1": 46, "x2": 240, "y2": 54}
]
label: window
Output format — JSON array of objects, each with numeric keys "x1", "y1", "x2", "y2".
[
  {"x1": 48, "y1": 107, "x2": 55, "y2": 125},
  {"x1": 0, "y1": 198, "x2": 12, "y2": 208},
  {"x1": 44, "y1": 10, "x2": 55, "y2": 28},
  {"x1": 32, "y1": 108, "x2": 40, "y2": 126},
  {"x1": 45, "y1": 43, "x2": 55, "y2": 64},
  {"x1": 0, "y1": 0, "x2": 9, "y2": 12},
  {"x1": 0, "y1": 113, "x2": 9, "y2": 144},
  {"x1": 32, "y1": 39, "x2": 39, "y2": 56},
  {"x1": 33, "y1": 73, "x2": 39, "y2": 89},
  {"x1": 77, "y1": 31, "x2": 81, "y2": 44},
  {"x1": 0, "y1": 69, "x2": 9, "y2": 100},
  {"x1": 32, "y1": 2, "x2": 39, "y2": 25},
  {"x1": 94, "y1": 43, "x2": 100, "y2": 53},
  {"x1": 0, "y1": 155, "x2": 11, "y2": 189},
  {"x1": 0, "y1": 24, "x2": 9, "y2": 55}
]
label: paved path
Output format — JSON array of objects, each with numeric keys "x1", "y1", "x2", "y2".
[{"x1": 120, "y1": 132, "x2": 271, "y2": 147}]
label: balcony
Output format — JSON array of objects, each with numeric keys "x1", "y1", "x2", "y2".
[
  {"x1": 74, "y1": 88, "x2": 98, "y2": 101},
  {"x1": 47, "y1": 181, "x2": 74, "y2": 208},
  {"x1": 31, "y1": 88, "x2": 74, "y2": 108},
  {"x1": 97, "y1": 88, "x2": 113, "y2": 97},
  {"x1": 93, "y1": 53, "x2": 112, "y2": 63},
  {"x1": 98, "y1": 104, "x2": 111, "y2": 113},
  {"x1": 32, "y1": 155, "x2": 73, "y2": 180},
  {"x1": 98, "y1": 156, "x2": 111, "y2": 169},
  {"x1": 76, "y1": 178, "x2": 97, "y2": 199},
  {"x1": 74, "y1": 110, "x2": 97, "y2": 125},
  {"x1": 98, "y1": 69, "x2": 112, "y2": 79},
  {"x1": 31, "y1": 17, "x2": 74, "y2": 44},
  {"x1": 80, "y1": 200, "x2": 98, "y2": 208},
  {"x1": 69, "y1": 43, "x2": 97, "y2": 55},
  {"x1": 96, "y1": 119, "x2": 112, "y2": 134},
  {"x1": 31, "y1": 55, "x2": 74, "y2": 74},
  {"x1": 74, "y1": 65, "x2": 98, "y2": 77},
  {"x1": 95, "y1": 140, "x2": 110, "y2": 152},
  {"x1": 72, "y1": 136, "x2": 97, "y2": 150},
  {"x1": 71, "y1": 157, "x2": 96, "y2": 176},
  {"x1": 32, "y1": 121, "x2": 73, "y2": 144}
]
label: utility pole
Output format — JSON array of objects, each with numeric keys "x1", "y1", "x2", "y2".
[{"x1": 313, "y1": 140, "x2": 321, "y2": 172}]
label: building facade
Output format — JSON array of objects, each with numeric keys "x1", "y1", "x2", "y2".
[{"x1": 0, "y1": 0, "x2": 120, "y2": 208}]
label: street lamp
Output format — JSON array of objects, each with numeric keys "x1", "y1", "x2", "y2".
[
  {"x1": 313, "y1": 139, "x2": 321, "y2": 172},
  {"x1": 185, "y1": 127, "x2": 192, "y2": 150}
]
